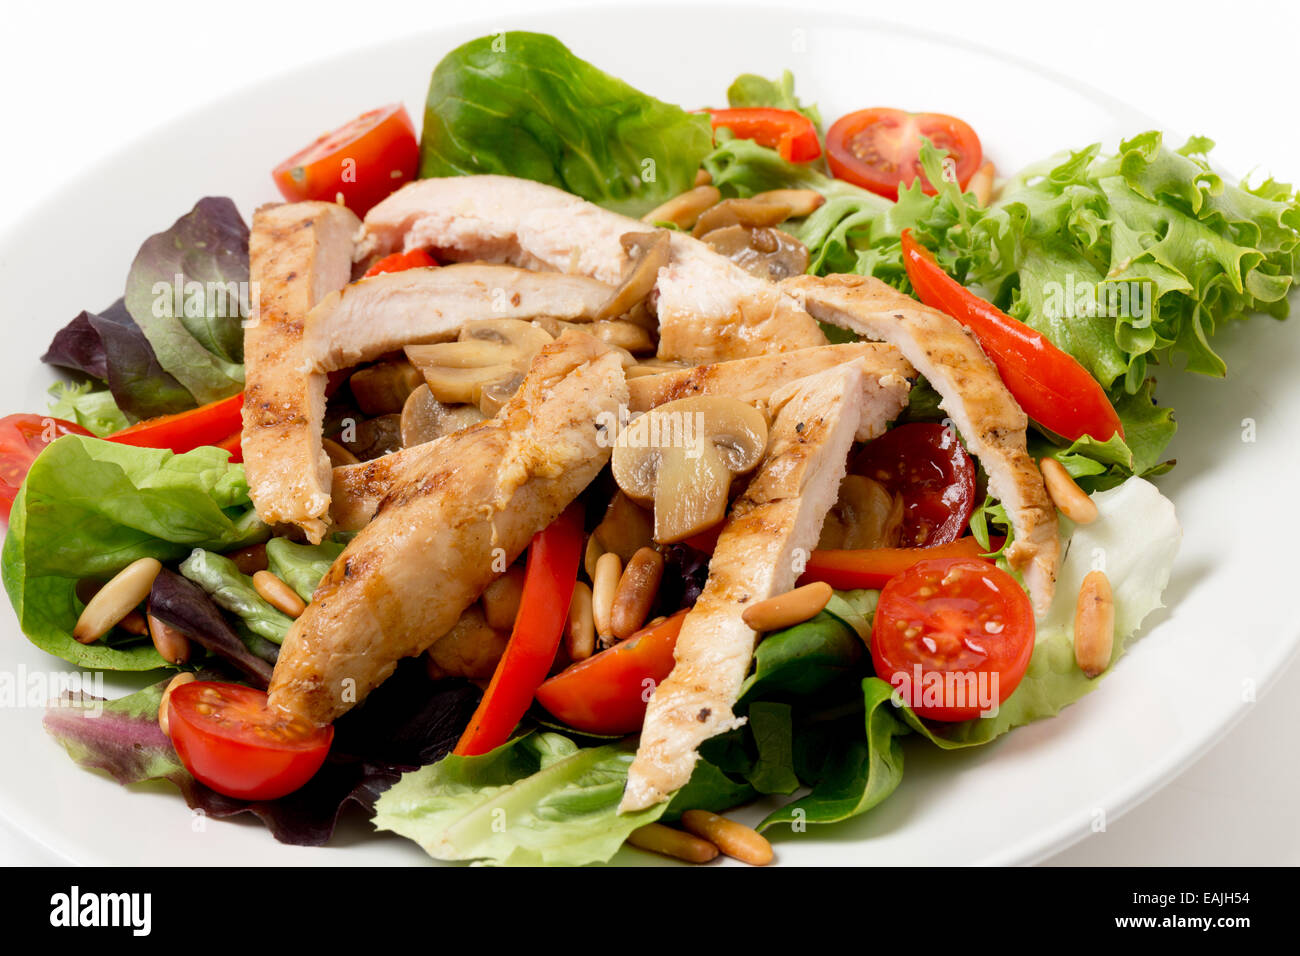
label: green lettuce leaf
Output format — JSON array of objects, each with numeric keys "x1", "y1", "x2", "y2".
[
  {"x1": 419, "y1": 32, "x2": 713, "y2": 217},
  {"x1": 46, "y1": 381, "x2": 130, "y2": 436},
  {"x1": 726, "y1": 70, "x2": 823, "y2": 132},
  {"x1": 372, "y1": 732, "x2": 667, "y2": 866},
  {"x1": 2, "y1": 436, "x2": 267, "y2": 670},
  {"x1": 180, "y1": 549, "x2": 293, "y2": 644},
  {"x1": 266, "y1": 537, "x2": 346, "y2": 602}
]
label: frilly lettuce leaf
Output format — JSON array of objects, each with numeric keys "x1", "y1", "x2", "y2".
[
  {"x1": 725, "y1": 70, "x2": 823, "y2": 132},
  {"x1": 47, "y1": 381, "x2": 130, "y2": 437}
]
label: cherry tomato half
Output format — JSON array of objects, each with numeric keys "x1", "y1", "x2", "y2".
[
  {"x1": 853, "y1": 422, "x2": 976, "y2": 547},
  {"x1": 0, "y1": 414, "x2": 92, "y2": 523},
  {"x1": 166, "y1": 682, "x2": 333, "y2": 801},
  {"x1": 272, "y1": 104, "x2": 419, "y2": 217},
  {"x1": 870, "y1": 557, "x2": 1034, "y2": 722},
  {"x1": 535, "y1": 610, "x2": 688, "y2": 735},
  {"x1": 826, "y1": 108, "x2": 982, "y2": 199}
]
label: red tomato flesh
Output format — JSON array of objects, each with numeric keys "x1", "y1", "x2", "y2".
[
  {"x1": 827, "y1": 108, "x2": 981, "y2": 198},
  {"x1": 535, "y1": 610, "x2": 688, "y2": 735},
  {"x1": 272, "y1": 104, "x2": 418, "y2": 216},
  {"x1": 870, "y1": 557, "x2": 1034, "y2": 722},
  {"x1": 167, "y1": 682, "x2": 333, "y2": 801},
  {"x1": 853, "y1": 422, "x2": 976, "y2": 547},
  {"x1": 0, "y1": 414, "x2": 92, "y2": 523}
]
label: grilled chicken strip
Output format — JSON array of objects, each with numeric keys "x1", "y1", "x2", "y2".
[
  {"x1": 267, "y1": 331, "x2": 627, "y2": 724},
  {"x1": 782, "y1": 273, "x2": 1060, "y2": 615},
  {"x1": 243, "y1": 202, "x2": 359, "y2": 542},
  {"x1": 628, "y1": 342, "x2": 914, "y2": 441},
  {"x1": 621, "y1": 359, "x2": 906, "y2": 811},
  {"x1": 357, "y1": 175, "x2": 827, "y2": 362}
]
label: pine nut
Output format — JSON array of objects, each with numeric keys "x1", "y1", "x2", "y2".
[
  {"x1": 157, "y1": 672, "x2": 196, "y2": 737},
  {"x1": 566, "y1": 582, "x2": 596, "y2": 662},
  {"x1": 627, "y1": 823, "x2": 719, "y2": 864},
  {"x1": 753, "y1": 188, "x2": 825, "y2": 218},
  {"x1": 73, "y1": 558, "x2": 162, "y2": 644},
  {"x1": 741, "y1": 581, "x2": 833, "y2": 633},
  {"x1": 592, "y1": 552, "x2": 623, "y2": 642},
  {"x1": 118, "y1": 610, "x2": 149, "y2": 636},
  {"x1": 641, "y1": 185, "x2": 720, "y2": 229},
  {"x1": 681, "y1": 810, "x2": 773, "y2": 866},
  {"x1": 694, "y1": 168, "x2": 712, "y2": 187},
  {"x1": 253, "y1": 570, "x2": 307, "y2": 618},
  {"x1": 482, "y1": 566, "x2": 526, "y2": 631},
  {"x1": 147, "y1": 612, "x2": 191, "y2": 665},
  {"x1": 1074, "y1": 570, "x2": 1115, "y2": 678},
  {"x1": 611, "y1": 547, "x2": 665, "y2": 640},
  {"x1": 226, "y1": 542, "x2": 269, "y2": 575},
  {"x1": 1040, "y1": 458, "x2": 1098, "y2": 524}
]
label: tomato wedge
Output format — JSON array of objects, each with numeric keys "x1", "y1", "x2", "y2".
[
  {"x1": 454, "y1": 505, "x2": 585, "y2": 756},
  {"x1": 798, "y1": 536, "x2": 998, "y2": 591},
  {"x1": 870, "y1": 557, "x2": 1034, "y2": 721},
  {"x1": 709, "y1": 107, "x2": 821, "y2": 162},
  {"x1": 0, "y1": 414, "x2": 93, "y2": 523},
  {"x1": 272, "y1": 104, "x2": 419, "y2": 216},
  {"x1": 107, "y1": 391, "x2": 245, "y2": 455},
  {"x1": 901, "y1": 230, "x2": 1123, "y2": 443},
  {"x1": 854, "y1": 422, "x2": 975, "y2": 546},
  {"x1": 535, "y1": 610, "x2": 688, "y2": 735},
  {"x1": 362, "y1": 248, "x2": 438, "y2": 278},
  {"x1": 827, "y1": 108, "x2": 982, "y2": 198},
  {"x1": 166, "y1": 682, "x2": 333, "y2": 800}
]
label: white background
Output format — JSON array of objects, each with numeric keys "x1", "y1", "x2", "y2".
[{"x1": 0, "y1": 0, "x2": 1296, "y2": 865}]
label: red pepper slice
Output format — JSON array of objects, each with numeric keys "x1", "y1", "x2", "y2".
[
  {"x1": 454, "y1": 504, "x2": 585, "y2": 756},
  {"x1": 362, "y1": 248, "x2": 438, "y2": 278},
  {"x1": 107, "y1": 392, "x2": 245, "y2": 455},
  {"x1": 708, "y1": 108, "x2": 821, "y2": 163},
  {"x1": 901, "y1": 230, "x2": 1124, "y2": 443},
  {"x1": 214, "y1": 431, "x2": 243, "y2": 463},
  {"x1": 798, "y1": 536, "x2": 1000, "y2": 591}
]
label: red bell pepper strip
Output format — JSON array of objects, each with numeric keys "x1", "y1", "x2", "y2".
[
  {"x1": 107, "y1": 392, "x2": 245, "y2": 455},
  {"x1": 362, "y1": 248, "x2": 438, "y2": 278},
  {"x1": 798, "y1": 536, "x2": 1000, "y2": 591},
  {"x1": 454, "y1": 504, "x2": 585, "y2": 756},
  {"x1": 900, "y1": 230, "x2": 1124, "y2": 443},
  {"x1": 708, "y1": 108, "x2": 821, "y2": 163},
  {"x1": 215, "y1": 431, "x2": 243, "y2": 463},
  {"x1": 534, "y1": 610, "x2": 689, "y2": 736}
]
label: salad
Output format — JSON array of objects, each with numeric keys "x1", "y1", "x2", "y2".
[{"x1": 5, "y1": 30, "x2": 1296, "y2": 866}]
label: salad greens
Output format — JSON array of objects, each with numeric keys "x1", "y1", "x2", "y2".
[
  {"x1": 266, "y1": 537, "x2": 347, "y2": 602},
  {"x1": 419, "y1": 32, "x2": 713, "y2": 217},
  {"x1": 3, "y1": 436, "x2": 265, "y2": 670},
  {"x1": 180, "y1": 549, "x2": 293, "y2": 644}
]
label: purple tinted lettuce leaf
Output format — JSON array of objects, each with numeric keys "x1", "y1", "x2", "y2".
[{"x1": 148, "y1": 568, "x2": 274, "y2": 688}]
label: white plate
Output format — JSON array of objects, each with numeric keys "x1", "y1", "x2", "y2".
[{"x1": 0, "y1": 5, "x2": 1296, "y2": 866}]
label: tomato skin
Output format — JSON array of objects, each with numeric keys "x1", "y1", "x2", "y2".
[
  {"x1": 827, "y1": 108, "x2": 981, "y2": 198},
  {"x1": 0, "y1": 414, "x2": 93, "y2": 523},
  {"x1": 272, "y1": 104, "x2": 418, "y2": 216},
  {"x1": 709, "y1": 108, "x2": 821, "y2": 162},
  {"x1": 798, "y1": 536, "x2": 998, "y2": 590},
  {"x1": 166, "y1": 682, "x2": 333, "y2": 801},
  {"x1": 901, "y1": 230, "x2": 1124, "y2": 443},
  {"x1": 535, "y1": 610, "x2": 688, "y2": 735},
  {"x1": 854, "y1": 422, "x2": 976, "y2": 547},
  {"x1": 362, "y1": 249, "x2": 438, "y2": 278},
  {"x1": 870, "y1": 557, "x2": 1034, "y2": 722}
]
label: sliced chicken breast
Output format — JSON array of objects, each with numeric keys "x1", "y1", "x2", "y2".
[
  {"x1": 242, "y1": 201, "x2": 359, "y2": 542},
  {"x1": 358, "y1": 175, "x2": 827, "y2": 362},
  {"x1": 267, "y1": 331, "x2": 627, "y2": 725},
  {"x1": 621, "y1": 359, "x2": 905, "y2": 811},
  {"x1": 628, "y1": 342, "x2": 914, "y2": 440},
  {"x1": 782, "y1": 273, "x2": 1059, "y2": 615}
]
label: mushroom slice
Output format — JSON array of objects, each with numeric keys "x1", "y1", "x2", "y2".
[
  {"x1": 700, "y1": 225, "x2": 809, "y2": 281},
  {"x1": 611, "y1": 396, "x2": 769, "y2": 544},
  {"x1": 349, "y1": 359, "x2": 423, "y2": 415},
  {"x1": 399, "y1": 383, "x2": 486, "y2": 447},
  {"x1": 596, "y1": 231, "x2": 671, "y2": 321},
  {"x1": 816, "y1": 475, "x2": 904, "y2": 550},
  {"x1": 534, "y1": 316, "x2": 655, "y2": 355},
  {"x1": 593, "y1": 491, "x2": 655, "y2": 564},
  {"x1": 691, "y1": 198, "x2": 794, "y2": 238},
  {"x1": 406, "y1": 319, "x2": 552, "y2": 412}
]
